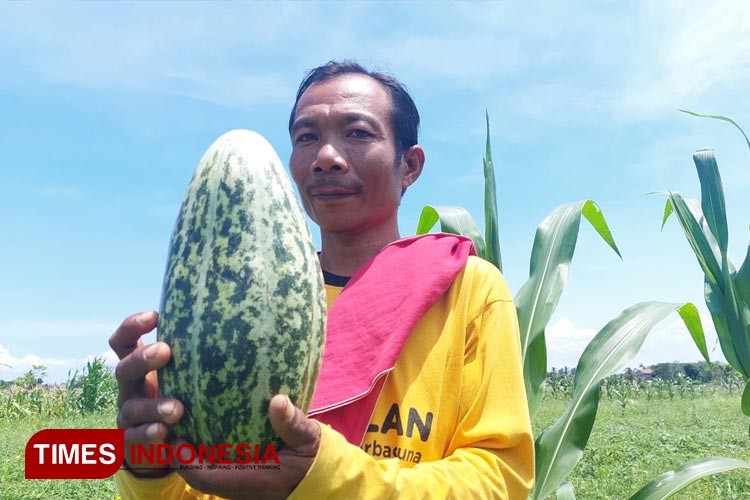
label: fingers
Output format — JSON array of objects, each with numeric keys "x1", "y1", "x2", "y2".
[
  {"x1": 268, "y1": 395, "x2": 321, "y2": 453},
  {"x1": 117, "y1": 397, "x2": 183, "y2": 429},
  {"x1": 172, "y1": 396, "x2": 319, "y2": 497},
  {"x1": 109, "y1": 311, "x2": 158, "y2": 359},
  {"x1": 115, "y1": 342, "x2": 171, "y2": 406},
  {"x1": 115, "y1": 342, "x2": 171, "y2": 385},
  {"x1": 124, "y1": 423, "x2": 173, "y2": 475},
  {"x1": 119, "y1": 397, "x2": 184, "y2": 475}
]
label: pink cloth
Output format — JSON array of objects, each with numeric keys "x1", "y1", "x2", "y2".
[{"x1": 308, "y1": 233, "x2": 475, "y2": 445}]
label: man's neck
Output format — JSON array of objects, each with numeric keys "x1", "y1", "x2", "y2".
[{"x1": 318, "y1": 228, "x2": 401, "y2": 277}]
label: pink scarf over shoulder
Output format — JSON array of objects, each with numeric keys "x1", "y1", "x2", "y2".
[{"x1": 308, "y1": 233, "x2": 475, "y2": 445}]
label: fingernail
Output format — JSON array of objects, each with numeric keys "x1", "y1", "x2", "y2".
[
  {"x1": 158, "y1": 401, "x2": 175, "y2": 417},
  {"x1": 143, "y1": 343, "x2": 160, "y2": 360},
  {"x1": 283, "y1": 396, "x2": 294, "y2": 420},
  {"x1": 146, "y1": 423, "x2": 160, "y2": 439},
  {"x1": 138, "y1": 311, "x2": 154, "y2": 324}
]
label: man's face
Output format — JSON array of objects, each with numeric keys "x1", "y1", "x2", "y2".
[{"x1": 289, "y1": 74, "x2": 412, "y2": 235}]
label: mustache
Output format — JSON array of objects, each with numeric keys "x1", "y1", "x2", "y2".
[{"x1": 305, "y1": 178, "x2": 363, "y2": 194}]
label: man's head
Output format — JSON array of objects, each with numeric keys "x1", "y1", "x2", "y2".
[
  {"x1": 288, "y1": 61, "x2": 425, "y2": 238},
  {"x1": 288, "y1": 60, "x2": 420, "y2": 156}
]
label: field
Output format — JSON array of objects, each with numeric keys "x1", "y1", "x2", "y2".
[
  {"x1": 0, "y1": 411, "x2": 119, "y2": 499},
  {"x1": 535, "y1": 390, "x2": 750, "y2": 499},
  {"x1": 2, "y1": 383, "x2": 750, "y2": 499}
]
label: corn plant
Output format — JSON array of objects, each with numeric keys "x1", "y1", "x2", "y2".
[
  {"x1": 66, "y1": 357, "x2": 117, "y2": 414},
  {"x1": 417, "y1": 114, "x2": 750, "y2": 499},
  {"x1": 625, "y1": 112, "x2": 750, "y2": 499},
  {"x1": 659, "y1": 110, "x2": 750, "y2": 415}
]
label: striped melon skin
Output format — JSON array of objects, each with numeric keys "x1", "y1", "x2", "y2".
[{"x1": 157, "y1": 130, "x2": 326, "y2": 453}]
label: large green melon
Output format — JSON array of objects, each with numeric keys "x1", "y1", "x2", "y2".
[{"x1": 157, "y1": 130, "x2": 326, "y2": 453}]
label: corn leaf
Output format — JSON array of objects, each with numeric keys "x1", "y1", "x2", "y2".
[
  {"x1": 736, "y1": 243, "x2": 750, "y2": 308},
  {"x1": 676, "y1": 302, "x2": 710, "y2": 364},
  {"x1": 704, "y1": 278, "x2": 745, "y2": 374},
  {"x1": 722, "y1": 271, "x2": 750, "y2": 379},
  {"x1": 667, "y1": 193, "x2": 723, "y2": 286},
  {"x1": 693, "y1": 150, "x2": 729, "y2": 259},
  {"x1": 679, "y1": 109, "x2": 750, "y2": 152},
  {"x1": 532, "y1": 302, "x2": 698, "y2": 500},
  {"x1": 742, "y1": 379, "x2": 750, "y2": 417},
  {"x1": 516, "y1": 200, "x2": 620, "y2": 419},
  {"x1": 582, "y1": 200, "x2": 622, "y2": 258},
  {"x1": 668, "y1": 112, "x2": 750, "y2": 411},
  {"x1": 483, "y1": 111, "x2": 502, "y2": 272},
  {"x1": 416, "y1": 205, "x2": 439, "y2": 235},
  {"x1": 660, "y1": 199, "x2": 674, "y2": 231},
  {"x1": 556, "y1": 481, "x2": 576, "y2": 500},
  {"x1": 628, "y1": 457, "x2": 750, "y2": 500},
  {"x1": 416, "y1": 205, "x2": 486, "y2": 258}
]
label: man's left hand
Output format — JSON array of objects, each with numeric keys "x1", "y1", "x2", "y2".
[{"x1": 176, "y1": 394, "x2": 320, "y2": 500}]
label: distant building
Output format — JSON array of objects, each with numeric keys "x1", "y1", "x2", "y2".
[{"x1": 636, "y1": 368, "x2": 654, "y2": 380}]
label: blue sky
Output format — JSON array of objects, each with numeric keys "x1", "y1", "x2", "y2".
[{"x1": 1, "y1": 2, "x2": 749, "y2": 383}]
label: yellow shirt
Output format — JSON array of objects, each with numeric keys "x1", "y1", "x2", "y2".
[{"x1": 115, "y1": 256, "x2": 534, "y2": 499}]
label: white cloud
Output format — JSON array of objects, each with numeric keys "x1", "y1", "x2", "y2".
[
  {"x1": 616, "y1": 1, "x2": 750, "y2": 117},
  {"x1": 545, "y1": 316, "x2": 597, "y2": 369},
  {"x1": 544, "y1": 312, "x2": 725, "y2": 372},
  {"x1": 633, "y1": 315, "x2": 726, "y2": 367},
  {"x1": 0, "y1": 318, "x2": 124, "y2": 383},
  {"x1": 0, "y1": 345, "x2": 118, "y2": 384},
  {"x1": 0, "y1": 344, "x2": 79, "y2": 383}
]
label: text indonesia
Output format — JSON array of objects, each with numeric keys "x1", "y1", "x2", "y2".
[{"x1": 25, "y1": 428, "x2": 279, "y2": 479}]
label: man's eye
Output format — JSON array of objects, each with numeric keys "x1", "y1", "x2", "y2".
[
  {"x1": 349, "y1": 129, "x2": 371, "y2": 138},
  {"x1": 296, "y1": 133, "x2": 317, "y2": 143}
]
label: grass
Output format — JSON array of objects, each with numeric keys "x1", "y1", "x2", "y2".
[
  {"x1": 534, "y1": 391, "x2": 750, "y2": 499},
  {"x1": 1, "y1": 389, "x2": 749, "y2": 498},
  {"x1": 0, "y1": 410, "x2": 119, "y2": 500}
]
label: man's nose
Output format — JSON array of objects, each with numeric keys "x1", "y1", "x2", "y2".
[{"x1": 311, "y1": 143, "x2": 348, "y2": 173}]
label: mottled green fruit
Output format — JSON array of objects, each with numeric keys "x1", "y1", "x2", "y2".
[{"x1": 157, "y1": 130, "x2": 326, "y2": 454}]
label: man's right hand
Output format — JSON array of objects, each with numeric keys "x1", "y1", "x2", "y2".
[{"x1": 109, "y1": 310, "x2": 184, "y2": 478}]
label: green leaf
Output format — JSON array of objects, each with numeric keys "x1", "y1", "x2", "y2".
[
  {"x1": 719, "y1": 263, "x2": 750, "y2": 378},
  {"x1": 629, "y1": 456, "x2": 750, "y2": 500},
  {"x1": 582, "y1": 200, "x2": 622, "y2": 258},
  {"x1": 416, "y1": 205, "x2": 486, "y2": 258},
  {"x1": 742, "y1": 379, "x2": 750, "y2": 417},
  {"x1": 660, "y1": 199, "x2": 674, "y2": 231},
  {"x1": 704, "y1": 279, "x2": 744, "y2": 374},
  {"x1": 676, "y1": 302, "x2": 710, "y2": 364},
  {"x1": 483, "y1": 111, "x2": 502, "y2": 272},
  {"x1": 736, "y1": 243, "x2": 750, "y2": 309},
  {"x1": 516, "y1": 200, "x2": 620, "y2": 418},
  {"x1": 667, "y1": 193, "x2": 723, "y2": 285},
  {"x1": 556, "y1": 481, "x2": 576, "y2": 500},
  {"x1": 416, "y1": 205, "x2": 439, "y2": 235},
  {"x1": 679, "y1": 109, "x2": 750, "y2": 152},
  {"x1": 693, "y1": 149, "x2": 729, "y2": 259},
  {"x1": 532, "y1": 302, "x2": 692, "y2": 500}
]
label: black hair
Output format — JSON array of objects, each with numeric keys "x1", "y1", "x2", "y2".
[{"x1": 288, "y1": 60, "x2": 420, "y2": 155}]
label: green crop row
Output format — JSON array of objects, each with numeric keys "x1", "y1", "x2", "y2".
[{"x1": 0, "y1": 357, "x2": 117, "y2": 421}]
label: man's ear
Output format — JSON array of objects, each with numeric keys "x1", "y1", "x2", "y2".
[{"x1": 401, "y1": 145, "x2": 425, "y2": 191}]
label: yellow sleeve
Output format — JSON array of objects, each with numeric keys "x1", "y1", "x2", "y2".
[
  {"x1": 114, "y1": 469, "x2": 215, "y2": 500},
  {"x1": 290, "y1": 294, "x2": 534, "y2": 499}
]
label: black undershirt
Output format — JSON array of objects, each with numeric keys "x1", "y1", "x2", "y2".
[{"x1": 322, "y1": 269, "x2": 350, "y2": 287}]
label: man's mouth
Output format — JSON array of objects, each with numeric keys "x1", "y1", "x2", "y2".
[{"x1": 308, "y1": 187, "x2": 358, "y2": 201}]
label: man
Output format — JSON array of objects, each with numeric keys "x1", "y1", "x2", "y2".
[{"x1": 111, "y1": 60, "x2": 534, "y2": 499}]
